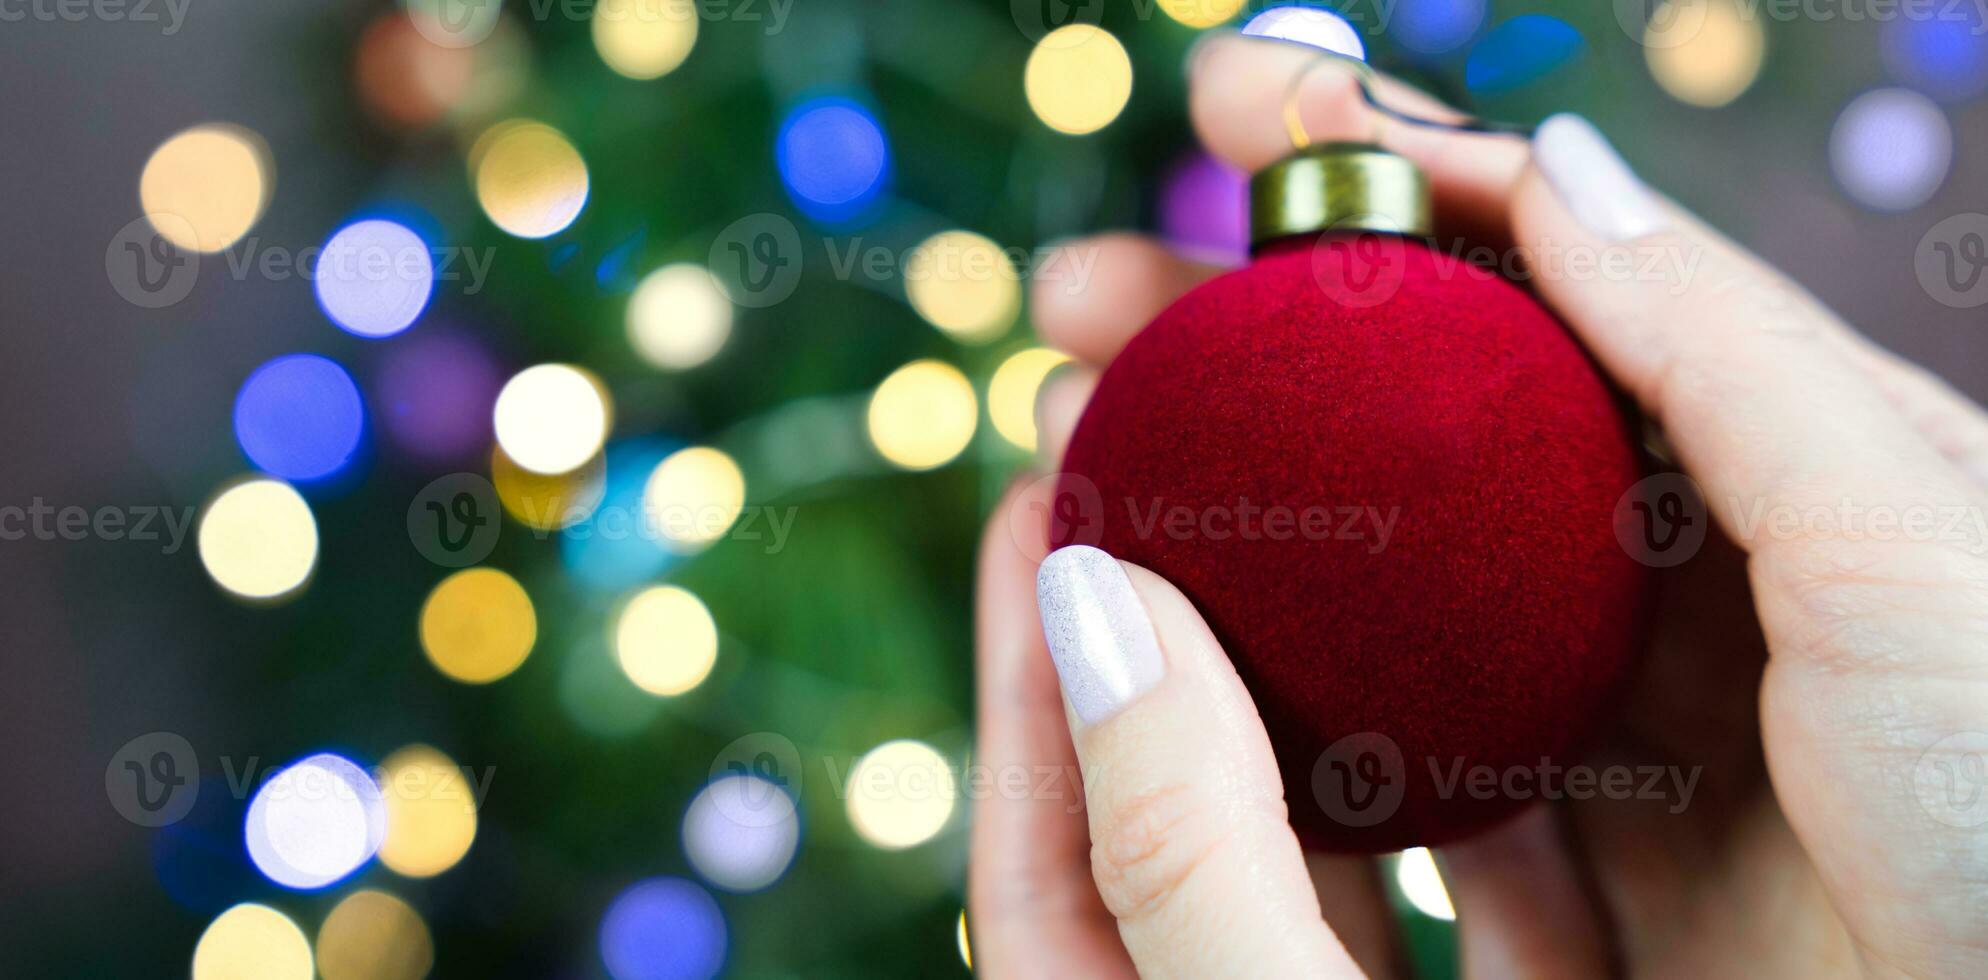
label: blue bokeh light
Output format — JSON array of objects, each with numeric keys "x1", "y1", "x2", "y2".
[
  {"x1": 1882, "y1": 11, "x2": 1988, "y2": 103},
  {"x1": 1465, "y1": 15, "x2": 1583, "y2": 95},
  {"x1": 600, "y1": 877, "x2": 728, "y2": 980},
  {"x1": 314, "y1": 218, "x2": 434, "y2": 339},
  {"x1": 1392, "y1": 0, "x2": 1485, "y2": 56},
  {"x1": 777, "y1": 96, "x2": 890, "y2": 224},
  {"x1": 561, "y1": 438, "x2": 685, "y2": 591},
  {"x1": 233, "y1": 354, "x2": 365, "y2": 482}
]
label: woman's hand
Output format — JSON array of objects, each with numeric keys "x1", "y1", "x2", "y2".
[{"x1": 969, "y1": 33, "x2": 1988, "y2": 979}]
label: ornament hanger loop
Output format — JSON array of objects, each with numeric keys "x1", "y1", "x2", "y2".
[{"x1": 1280, "y1": 48, "x2": 1536, "y2": 153}]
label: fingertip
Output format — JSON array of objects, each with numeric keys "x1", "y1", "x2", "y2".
[
  {"x1": 1032, "y1": 234, "x2": 1218, "y2": 366},
  {"x1": 1034, "y1": 365, "x2": 1096, "y2": 470}
]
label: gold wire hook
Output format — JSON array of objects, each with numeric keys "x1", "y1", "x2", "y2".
[{"x1": 1281, "y1": 49, "x2": 1386, "y2": 151}]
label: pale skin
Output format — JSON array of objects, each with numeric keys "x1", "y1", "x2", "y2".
[{"x1": 969, "y1": 34, "x2": 1988, "y2": 979}]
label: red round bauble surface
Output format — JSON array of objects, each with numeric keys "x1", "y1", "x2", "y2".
[{"x1": 1054, "y1": 234, "x2": 1652, "y2": 853}]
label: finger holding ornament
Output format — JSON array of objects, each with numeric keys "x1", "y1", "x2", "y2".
[
  {"x1": 1032, "y1": 234, "x2": 1223, "y2": 367},
  {"x1": 1034, "y1": 366, "x2": 1096, "y2": 471}
]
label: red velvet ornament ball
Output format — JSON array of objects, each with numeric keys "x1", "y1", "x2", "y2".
[{"x1": 1054, "y1": 201, "x2": 1650, "y2": 852}]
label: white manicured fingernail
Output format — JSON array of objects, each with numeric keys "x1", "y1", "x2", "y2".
[
  {"x1": 1037, "y1": 545, "x2": 1164, "y2": 726},
  {"x1": 1533, "y1": 114, "x2": 1668, "y2": 241}
]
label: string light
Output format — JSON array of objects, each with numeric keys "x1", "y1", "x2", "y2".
[
  {"x1": 599, "y1": 878, "x2": 728, "y2": 980},
  {"x1": 192, "y1": 904, "x2": 313, "y2": 980},
  {"x1": 628, "y1": 263, "x2": 733, "y2": 370},
  {"x1": 845, "y1": 739, "x2": 956, "y2": 849},
  {"x1": 473, "y1": 120, "x2": 589, "y2": 238},
  {"x1": 613, "y1": 584, "x2": 719, "y2": 696},
  {"x1": 957, "y1": 911, "x2": 971, "y2": 969},
  {"x1": 378, "y1": 744, "x2": 478, "y2": 878},
  {"x1": 592, "y1": 0, "x2": 698, "y2": 80},
  {"x1": 1025, "y1": 25, "x2": 1134, "y2": 135},
  {"x1": 233, "y1": 354, "x2": 365, "y2": 482},
  {"x1": 493, "y1": 363, "x2": 611, "y2": 475},
  {"x1": 987, "y1": 347, "x2": 1071, "y2": 451},
  {"x1": 867, "y1": 360, "x2": 977, "y2": 470},
  {"x1": 140, "y1": 123, "x2": 271, "y2": 253},
  {"x1": 1830, "y1": 87, "x2": 1951, "y2": 212},
  {"x1": 198, "y1": 478, "x2": 318, "y2": 601},
  {"x1": 420, "y1": 567, "x2": 538, "y2": 684},
  {"x1": 642, "y1": 446, "x2": 745, "y2": 553},
  {"x1": 1393, "y1": 847, "x2": 1456, "y2": 920},
  {"x1": 1242, "y1": 6, "x2": 1367, "y2": 60},
  {"x1": 777, "y1": 97, "x2": 891, "y2": 223},
  {"x1": 315, "y1": 890, "x2": 434, "y2": 980},
  {"x1": 244, "y1": 753, "x2": 387, "y2": 890},
  {"x1": 1157, "y1": 0, "x2": 1245, "y2": 28},
  {"x1": 904, "y1": 230, "x2": 1020, "y2": 345},
  {"x1": 493, "y1": 443, "x2": 606, "y2": 531},
  {"x1": 315, "y1": 219, "x2": 434, "y2": 339},
  {"x1": 682, "y1": 774, "x2": 799, "y2": 892},
  {"x1": 1644, "y1": 0, "x2": 1765, "y2": 109}
]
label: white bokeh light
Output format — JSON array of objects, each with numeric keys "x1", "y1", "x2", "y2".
[
  {"x1": 245, "y1": 753, "x2": 387, "y2": 890},
  {"x1": 1830, "y1": 88, "x2": 1952, "y2": 212},
  {"x1": 682, "y1": 774, "x2": 800, "y2": 892},
  {"x1": 1241, "y1": 6, "x2": 1366, "y2": 60}
]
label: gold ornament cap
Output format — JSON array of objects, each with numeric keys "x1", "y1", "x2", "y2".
[{"x1": 1249, "y1": 142, "x2": 1432, "y2": 251}]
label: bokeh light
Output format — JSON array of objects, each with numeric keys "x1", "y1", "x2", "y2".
[
  {"x1": 493, "y1": 363, "x2": 611, "y2": 475},
  {"x1": 404, "y1": 0, "x2": 501, "y2": 48},
  {"x1": 867, "y1": 360, "x2": 977, "y2": 470},
  {"x1": 1242, "y1": 6, "x2": 1366, "y2": 60},
  {"x1": 1882, "y1": 9, "x2": 1988, "y2": 104},
  {"x1": 420, "y1": 567, "x2": 538, "y2": 684},
  {"x1": 315, "y1": 219, "x2": 434, "y2": 339},
  {"x1": 957, "y1": 910, "x2": 971, "y2": 969},
  {"x1": 473, "y1": 119, "x2": 589, "y2": 238},
  {"x1": 1394, "y1": 847, "x2": 1456, "y2": 920},
  {"x1": 593, "y1": 0, "x2": 698, "y2": 80},
  {"x1": 1160, "y1": 150, "x2": 1248, "y2": 263},
  {"x1": 845, "y1": 739, "x2": 956, "y2": 850},
  {"x1": 777, "y1": 96, "x2": 891, "y2": 223},
  {"x1": 192, "y1": 903, "x2": 313, "y2": 980},
  {"x1": 1157, "y1": 0, "x2": 1245, "y2": 28},
  {"x1": 682, "y1": 774, "x2": 800, "y2": 892},
  {"x1": 1644, "y1": 0, "x2": 1765, "y2": 109},
  {"x1": 355, "y1": 13, "x2": 474, "y2": 127},
  {"x1": 198, "y1": 478, "x2": 318, "y2": 601},
  {"x1": 316, "y1": 890, "x2": 434, "y2": 980},
  {"x1": 614, "y1": 584, "x2": 719, "y2": 696},
  {"x1": 987, "y1": 347, "x2": 1070, "y2": 451},
  {"x1": 233, "y1": 354, "x2": 365, "y2": 482},
  {"x1": 493, "y1": 443, "x2": 607, "y2": 531},
  {"x1": 562, "y1": 440, "x2": 681, "y2": 590},
  {"x1": 904, "y1": 230, "x2": 1020, "y2": 344},
  {"x1": 244, "y1": 753, "x2": 386, "y2": 891},
  {"x1": 140, "y1": 123, "x2": 271, "y2": 253},
  {"x1": 1025, "y1": 25, "x2": 1133, "y2": 136},
  {"x1": 1391, "y1": 0, "x2": 1485, "y2": 55},
  {"x1": 378, "y1": 744, "x2": 478, "y2": 878},
  {"x1": 376, "y1": 326, "x2": 502, "y2": 464},
  {"x1": 628, "y1": 263, "x2": 733, "y2": 370},
  {"x1": 600, "y1": 878, "x2": 727, "y2": 980},
  {"x1": 1830, "y1": 87, "x2": 1952, "y2": 212},
  {"x1": 1465, "y1": 14, "x2": 1583, "y2": 95},
  {"x1": 642, "y1": 446, "x2": 745, "y2": 553}
]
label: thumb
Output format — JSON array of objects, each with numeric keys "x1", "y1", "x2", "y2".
[{"x1": 1036, "y1": 545, "x2": 1364, "y2": 980}]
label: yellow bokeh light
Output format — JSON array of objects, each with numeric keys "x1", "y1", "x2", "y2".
[
  {"x1": 592, "y1": 0, "x2": 698, "y2": 80},
  {"x1": 316, "y1": 890, "x2": 434, "y2": 980},
  {"x1": 420, "y1": 567, "x2": 537, "y2": 684},
  {"x1": 957, "y1": 910, "x2": 972, "y2": 969},
  {"x1": 192, "y1": 903, "x2": 312, "y2": 980},
  {"x1": 378, "y1": 744, "x2": 478, "y2": 878},
  {"x1": 905, "y1": 230, "x2": 1021, "y2": 344},
  {"x1": 642, "y1": 446, "x2": 745, "y2": 553},
  {"x1": 613, "y1": 585, "x2": 719, "y2": 696},
  {"x1": 867, "y1": 360, "x2": 978, "y2": 471},
  {"x1": 1025, "y1": 25, "x2": 1133, "y2": 136},
  {"x1": 847, "y1": 739, "x2": 956, "y2": 849},
  {"x1": 472, "y1": 119, "x2": 589, "y2": 238},
  {"x1": 493, "y1": 363, "x2": 611, "y2": 476},
  {"x1": 628, "y1": 263, "x2": 733, "y2": 370},
  {"x1": 987, "y1": 347, "x2": 1071, "y2": 451},
  {"x1": 198, "y1": 478, "x2": 317, "y2": 601},
  {"x1": 1156, "y1": 0, "x2": 1246, "y2": 28},
  {"x1": 1394, "y1": 847, "x2": 1456, "y2": 921},
  {"x1": 492, "y1": 444, "x2": 605, "y2": 531},
  {"x1": 1645, "y1": 0, "x2": 1765, "y2": 108},
  {"x1": 140, "y1": 123, "x2": 271, "y2": 253}
]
